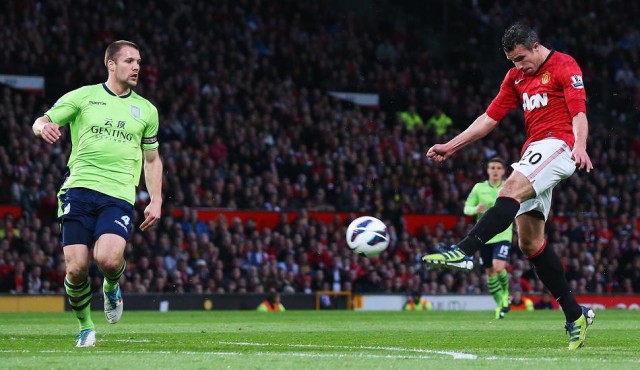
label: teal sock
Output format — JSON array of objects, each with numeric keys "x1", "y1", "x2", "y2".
[
  {"x1": 64, "y1": 277, "x2": 94, "y2": 331},
  {"x1": 101, "y1": 261, "x2": 125, "y2": 292},
  {"x1": 487, "y1": 274, "x2": 502, "y2": 307}
]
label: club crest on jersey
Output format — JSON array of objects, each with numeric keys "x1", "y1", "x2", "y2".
[
  {"x1": 130, "y1": 105, "x2": 141, "y2": 118},
  {"x1": 571, "y1": 75, "x2": 584, "y2": 89},
  {"x1": 541, "y1": 71, "x2": 551, "y2": 84}
]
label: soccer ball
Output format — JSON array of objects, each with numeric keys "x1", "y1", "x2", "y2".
[{"x1": 346, "y1": 216, "x2": 389, "y2": 258}]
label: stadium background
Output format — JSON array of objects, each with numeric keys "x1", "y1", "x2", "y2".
[{"x1": 0, "y1": 0, "x2": 639, "y2": 310}]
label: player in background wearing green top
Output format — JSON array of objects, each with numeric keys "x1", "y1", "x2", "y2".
[
  {"x1": 464, "y1": 157, "x2": 513, "y2": 319},
  {"x1": 32, "y1": 40, "x2": 163, "y2": 347}
]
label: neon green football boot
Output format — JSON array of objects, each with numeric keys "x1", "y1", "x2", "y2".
[
  {"x1": 422, "y1": 245, "x2": 473, "y2": 271},
  {"x1": 565, "y1": 306, "x2": 595, "y2": 350}
]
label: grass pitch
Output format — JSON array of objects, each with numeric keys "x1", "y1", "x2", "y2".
[{"x1": 1, "y1": 309, "x2": 639, "y2": 369}]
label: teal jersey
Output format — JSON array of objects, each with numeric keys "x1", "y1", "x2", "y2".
[
  {"x1": 464, "y1": 180, "x2": 513, "y2": 244},
  {"x1": 46, "y1": 83, "x2": 159, "y2": 206}
]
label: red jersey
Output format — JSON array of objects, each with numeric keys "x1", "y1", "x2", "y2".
[{"x1": 486, "y1": 50, "x2": 587, "y2": 154}]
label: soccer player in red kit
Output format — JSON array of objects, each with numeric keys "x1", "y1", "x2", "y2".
[{"x1": 422, "y1": 23, "x2": 595, "y2": 350}]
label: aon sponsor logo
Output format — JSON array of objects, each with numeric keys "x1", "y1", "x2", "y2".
[{"x1": 522, "y1": 93, "x2": 548, "y2": 111}]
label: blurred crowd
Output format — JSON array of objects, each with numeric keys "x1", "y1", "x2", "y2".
[{"x1": 1, "y1": 0, "x2": 639, "y2": 296}]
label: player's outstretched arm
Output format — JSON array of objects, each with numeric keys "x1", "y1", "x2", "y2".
[
  {"x1": 426, "y1": 113, "x2": 498, "y2": 162},
  {"x1": 140, "y1": 149, "x2": 163, "y2": 231},
  {"x1": 32, "y1": 116, "x2": 62, "y2": 144}
]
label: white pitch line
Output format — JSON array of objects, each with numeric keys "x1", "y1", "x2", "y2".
[{"x1": 220, "y1": 341, "x2": 477, "y2": 360}]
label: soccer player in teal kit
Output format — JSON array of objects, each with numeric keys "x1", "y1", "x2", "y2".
[
  {"x1": 464, "y1": 157, "x2": 513, "y2": 319},
  {"x1": 33, "y1": 40, "x2": 163, "y2": 347}
]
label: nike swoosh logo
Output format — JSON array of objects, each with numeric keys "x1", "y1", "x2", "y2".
[{"x1": 515, "y1": 78, "x2": 525, "y2": 85}]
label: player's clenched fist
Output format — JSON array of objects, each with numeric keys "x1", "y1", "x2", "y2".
[{"x1": 33, "y1": 118, "x2": 62, "y2": 144}]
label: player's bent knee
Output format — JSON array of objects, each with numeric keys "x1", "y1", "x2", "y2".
[
  {"x1": 65, "y1": 268, "x2": 88, "y2": 284},
  {"x1": 63, "y1": 244, "x2": 90, "y2": 281},
  {"x1": 97, "y1": 258, "x2": 124, "y2": 272},
  {"x1": 94, "y1": 233, "x2": 127, "y2": 270},
  {"x1": 94, "y1": 251, "x2": 125, "y2": 272},
  {"x1": 499, "y1": 173, "x2": 536, "y2": 202},
  {"x1": 518, "y1": 240, "x2": 543, "y2": 256}
]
